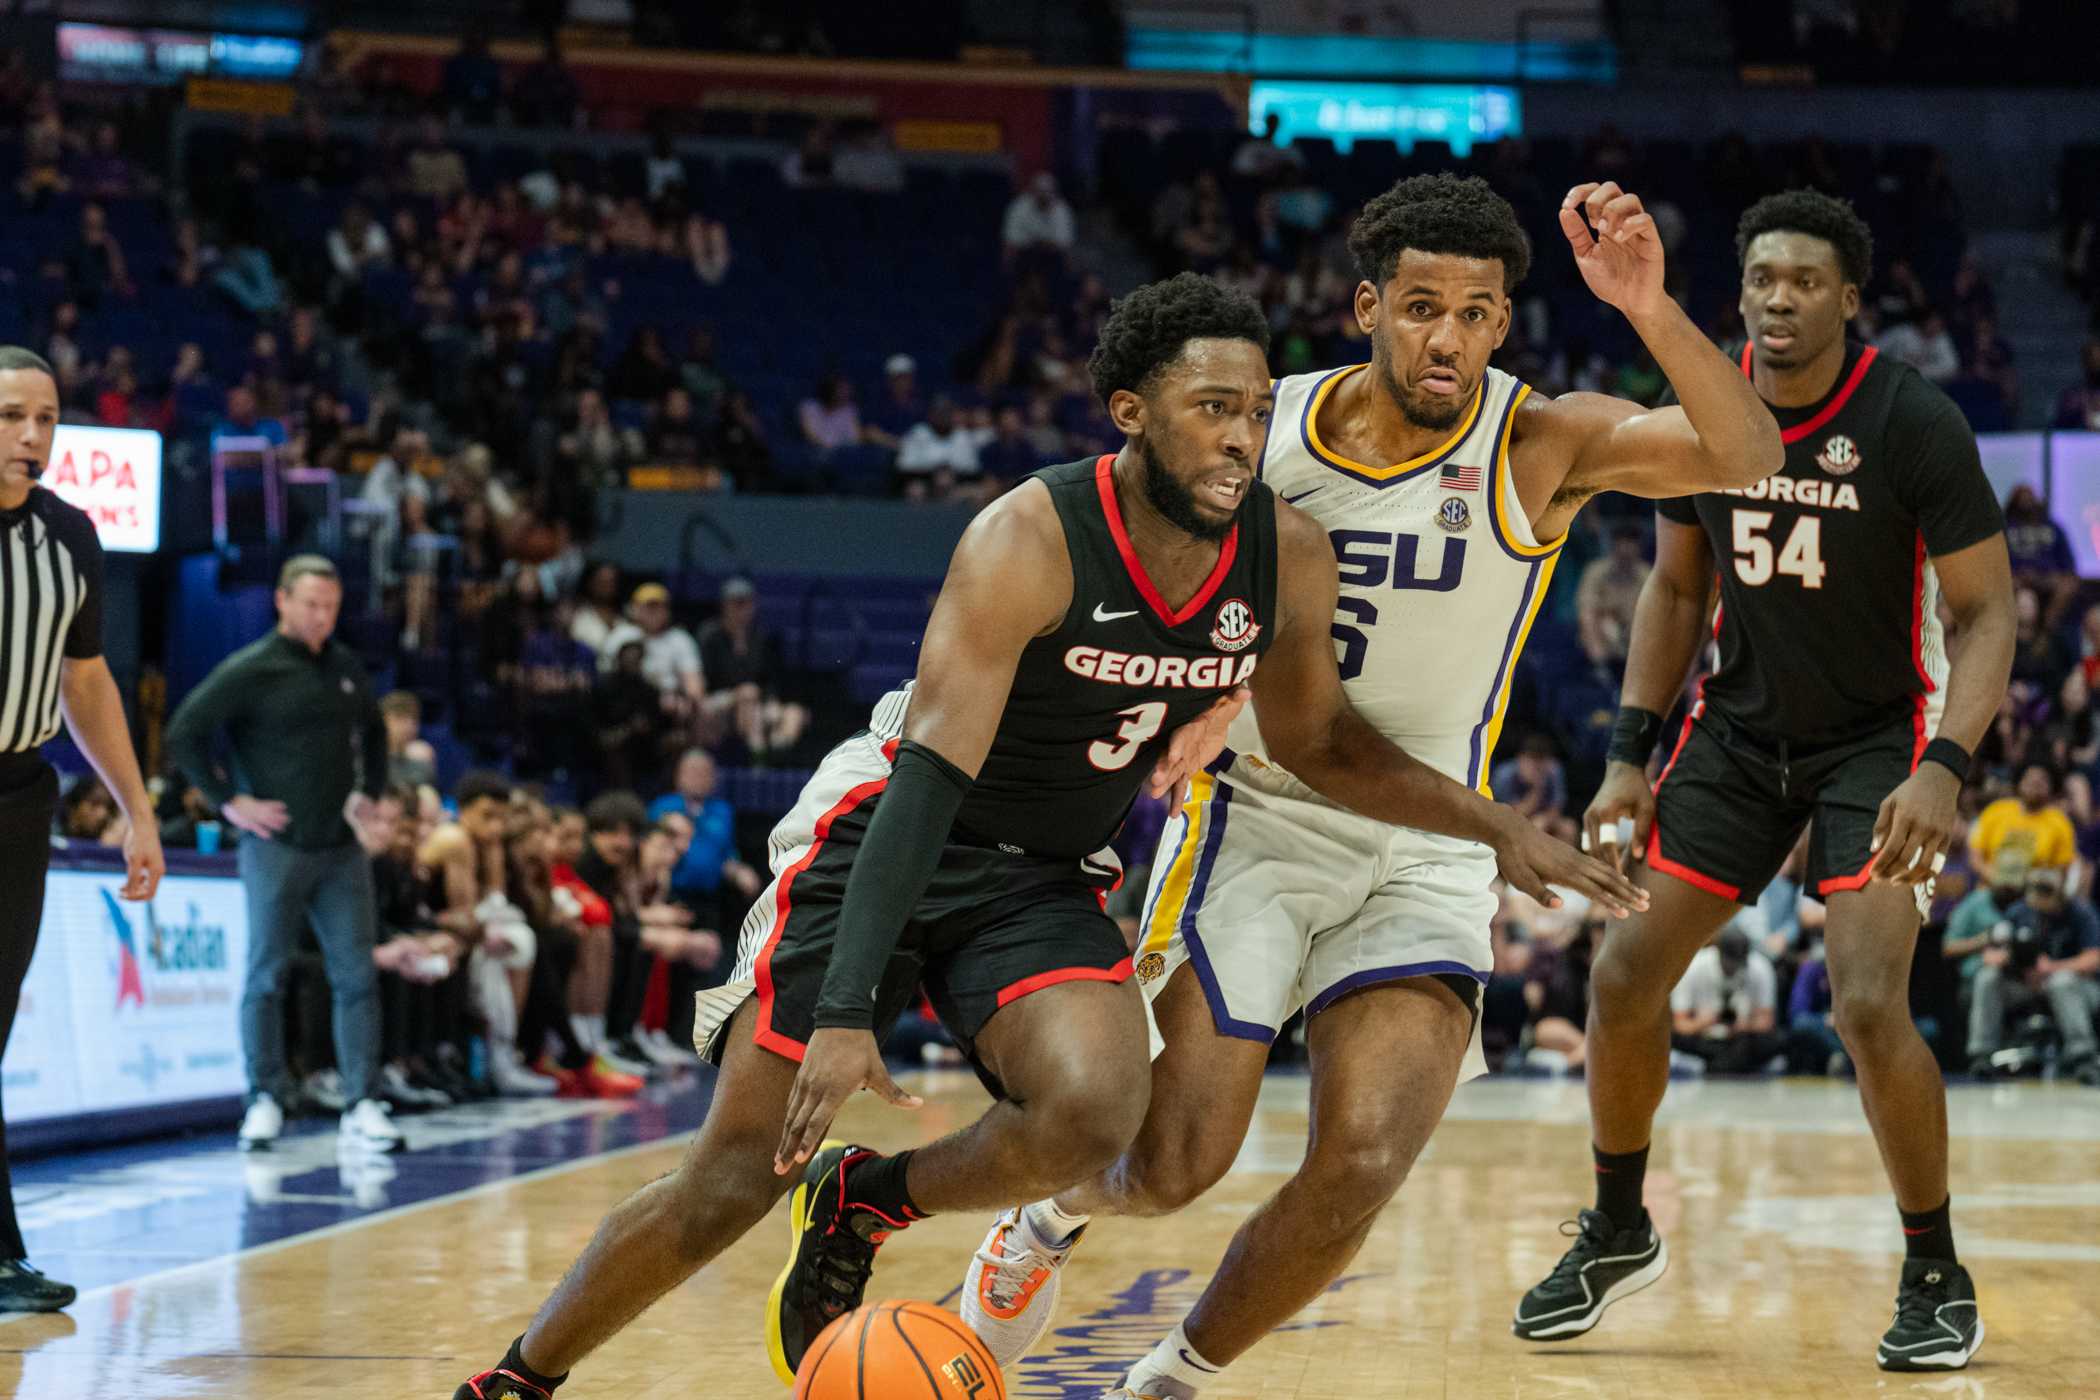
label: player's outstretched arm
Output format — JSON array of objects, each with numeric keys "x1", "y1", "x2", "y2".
[
  {"x1": 1531, "y1": 181, "x2": 1782, "y2": 509},
  {"x1": 1584, "y1": 513, "x2": 1715, "y2": 870},
  {"x1": 778, "y1": 484, "x2": 1072, "y2": 1172},
  {"x1": 1249, "y1": 502, "x2": 1648, "y2": 917}
]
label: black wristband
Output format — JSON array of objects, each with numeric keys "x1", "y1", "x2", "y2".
[
  {"x1": 1918, "y1": 737, "x2": 1972, "y2": 782},
  {"x1": 1606, "y1": 706, "x2": 1666, "y2": 767}
]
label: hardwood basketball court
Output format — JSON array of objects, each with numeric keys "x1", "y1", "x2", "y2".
[{"x1": 3, "y1": 1073, "x2": 2093, "y2": 1397}]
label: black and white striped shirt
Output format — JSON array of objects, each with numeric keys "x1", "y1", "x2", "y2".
[{"x1": 0, "y1": 486, "x2": 104, "y2": 754}]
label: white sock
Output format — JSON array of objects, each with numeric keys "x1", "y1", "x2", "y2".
[
  {"x1": 569, "y1": 1014, "x2": 596, "y2": 1052},
  {"x1": 1126, "y1": 1321, "x2": 1220, "y2": 1396},
  {"x1": 1023, "y1": 1197, "x2": 1091, "y2": 1248}
]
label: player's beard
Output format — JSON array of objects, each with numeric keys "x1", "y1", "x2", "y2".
[
  {"x1": 1372, "y1": 329, "x2": 1469, "y2": 431},
  {"x1": 1139, "y1": 436, "x2": 1239, "y2": 543}
]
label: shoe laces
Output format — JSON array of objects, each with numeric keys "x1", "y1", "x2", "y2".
[
  {"x1": 807, "y1": 1218, "x2": 880, "y2": 1317},
  {"x1": 972, "y1": 1223, "x2": 1053, "y2": 1311},
  {"x1": 1543, "y1": 1210, "x2": 1619, "y2": 1285},
  {"x1": 1893, "y1": 1267, "x2": 1953, "y2": 1331}
]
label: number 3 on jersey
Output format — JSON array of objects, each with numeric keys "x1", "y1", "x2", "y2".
[
  {"x1": 1090, "y1": 701, "x2": 1167, "y2": 771},
  {"x1": 1731, "y1": 510, "x2": 1826, "y2": 589}
]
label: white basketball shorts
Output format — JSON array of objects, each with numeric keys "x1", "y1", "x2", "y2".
[{"x1": 1132, "y1": 753, "x2": 1492, "y2": 1080}]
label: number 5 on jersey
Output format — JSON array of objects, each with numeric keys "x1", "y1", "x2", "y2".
[
  {"x1": 1731, "y1": 509, "x2": 1826, "y2": 589},
  {"x1": 1091, "y1": 701, "x2": 1168, "y2": 771}
]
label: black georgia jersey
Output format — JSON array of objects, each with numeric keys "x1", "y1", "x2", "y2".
[
  {"x1": 1658, "y1": 343, "x2": 2003, "y2": 745},
  {"x1": 868, "y1": 455, "x2": 1277, "y2": 861}
]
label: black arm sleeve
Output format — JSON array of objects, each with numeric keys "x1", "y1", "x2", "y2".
[{"x1": 812, "y1": 740, "x2": 972, "y2": 1030}]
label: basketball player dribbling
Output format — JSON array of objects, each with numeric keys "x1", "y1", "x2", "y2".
[
  {"x1": 449, "y1": 273, "x2": 1640, "y2": 1400},
  {"x1": 1512, "y1": 190, "x2": 2014, "y2": 1370},
  {"x1": 958, "y1": 173, "x2": 1787, "y2": 1400}
]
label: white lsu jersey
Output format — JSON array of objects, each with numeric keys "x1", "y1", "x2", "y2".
[{"x1": 1228, "y1": 362, "x2": 1563, "y2": 796}]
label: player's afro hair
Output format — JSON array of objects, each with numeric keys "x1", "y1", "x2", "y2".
[
  {"x1": 1735, "y1": 189, "x2": 1873, "y2": 288},
  {"x1": 1087, "y1": 272, "x2": 1270, "y2": 402},
  {"x1": 1347, "y1": 174, "x2": 1531, "y2": 293}
]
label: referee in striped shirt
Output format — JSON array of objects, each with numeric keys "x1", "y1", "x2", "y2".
[{"x1": 0, "y1": 347, "x2": 163, "y2": 1312}]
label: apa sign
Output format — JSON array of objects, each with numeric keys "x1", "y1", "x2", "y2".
[{"x1": 43, "y1": 424, "x2": 163, "y2": 553}]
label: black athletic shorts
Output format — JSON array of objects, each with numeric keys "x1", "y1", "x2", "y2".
[
  {"x1": 696, "y1": 736, "x2": 1132, "y2": 1092},
  {"x1": 1647, "y1": 704, "x2": 1924, "y2": 904}
]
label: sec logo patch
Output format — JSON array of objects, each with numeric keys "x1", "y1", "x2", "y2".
[
  {"x1": 1209, "y1": 596, "x2": 1261, "y2": 653},
  {"x1": 1816, "y1": 433, "x2": 1861, "y2": 476},
  {"x1": 1136, "y1": 952, "x2": 1167, "y2": 983},
  {"x1": 1436, "y1": 495, "x2": 1472, "y2": 532}
]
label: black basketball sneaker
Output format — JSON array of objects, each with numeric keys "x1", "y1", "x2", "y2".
[
  {"x1": 0, "y1": 1259, "x2": 74, "y2": 1312},
  {"x1": 767, "y1": 1142, "x2": 913, "y2": 1385},
  {"x1": 1877, "y1": 1259, "x2": 1983, "y2": 1370},
  {"x1": 1511, "y1": 1209, "x2": 1669, "y2": 1341},
  {"x1": 452, "y1": 1368, "x2": 554, "y2": 1400}
]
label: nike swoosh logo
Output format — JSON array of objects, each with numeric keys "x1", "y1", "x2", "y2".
[
  {"x1": 1179, "y1": 1348, "x2": 1220, "y2": 1373},
  {"x1": 1281, "y1": 486, "x2": 1324, "y2": 504},
  {"x1": 1092, "y1": 604, "x2": 1140, "y2": 622}
]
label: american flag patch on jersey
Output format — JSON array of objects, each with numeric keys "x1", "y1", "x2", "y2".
[{"x1": 1439, "y1": 463, "x2": 1482, "y2": 491}]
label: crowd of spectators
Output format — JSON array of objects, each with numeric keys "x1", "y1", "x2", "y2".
[
  {"x1": 1130, "y1": 119, "x2": 2051, "y2": 432},
  {"x1": 10, "y1": 66, "x2": 1136, "y2": 575}
]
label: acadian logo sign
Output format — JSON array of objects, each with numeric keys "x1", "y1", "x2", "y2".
[{"x1": 2, "y1": 869, "x2": 248, "y2": 1121}]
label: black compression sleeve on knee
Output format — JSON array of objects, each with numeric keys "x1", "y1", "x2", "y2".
[{"x1": 813, "y1": 740, "x2": 972, "y2": 1031}]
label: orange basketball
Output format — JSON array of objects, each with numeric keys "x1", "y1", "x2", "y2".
[{"x1": 794, "y1": 1300, "x2": 1006, "y2": 1400}]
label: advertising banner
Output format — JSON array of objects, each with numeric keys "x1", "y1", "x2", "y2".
[{"x1": 3, "y1": 868, "x2": 248, "y2": 1122}]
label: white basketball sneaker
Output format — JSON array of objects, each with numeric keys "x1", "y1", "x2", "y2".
[
  {"x1": 237, "y1": 1093, "x2": 283, "y2": 1151},
  {"x1": 961, "y1": 1205, "x2": 1085, "y2": 1367},
  {"x1": 338, "y1": 1098, "x2": 406, "y2": 1154},
  {"x1": 1102, "y1": 1380, "x2": 1198, "y2": 1400}
]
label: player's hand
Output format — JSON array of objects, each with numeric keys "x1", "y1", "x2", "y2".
[
  {"x1": 1581, "y1": 760, "x2": 1656, "y2": 874},
  {"x1": 1560, "y1": 182, "x2": 1667, "y2": 321},
  {"x1": 1492, "y1": 811, "x2": 1649, "y2": 918},
  {"x1": 1869, "y1": 764, "x2": 1959, "y2": 886},
  {"x1": 1146, "y1": 685, "x2": 1250, "y2": 807},
  {"x1": 120, "y1": 820, "x2": 164, "y2": 902},
  {"x1": 223, "y1": 794, "x2": 291, "y2": 840},
  {"x1": 776, "y1": 1027, "x2": 923, "y2": 1175}
]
